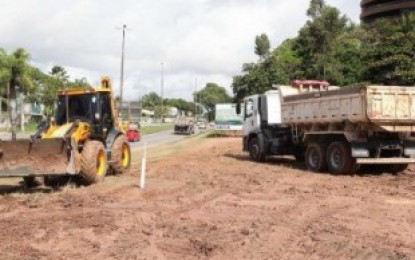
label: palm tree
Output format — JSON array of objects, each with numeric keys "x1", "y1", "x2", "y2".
[
  {"x1": 0, "y1": 49, "x2": 11, "y2": 125},
  {"x1": 0, "y1": 49, "x2": 11, "y2": 98},
  {"x1": 1, "y1": 48, "x2": 34, "y2": 140}
]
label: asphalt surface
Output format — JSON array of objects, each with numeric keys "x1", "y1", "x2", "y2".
[
  {"x1": 0, "y1": 128, "x2": 202, "y2": 150},
  {"x1": 129, "y1": 129, "x2": 197, "y2": 150}
]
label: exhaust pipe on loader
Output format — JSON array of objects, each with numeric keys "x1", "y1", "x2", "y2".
[{"x1": 0, "y1": 138, "x2": 75, "y2": 178}]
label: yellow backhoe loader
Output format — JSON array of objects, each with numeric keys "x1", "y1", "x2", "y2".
[{"x1": 0, "y1": 76, "x2": 131, "y2": 186}]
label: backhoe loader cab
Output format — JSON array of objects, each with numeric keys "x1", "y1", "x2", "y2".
[
  {"x1": 0, "y1": 76, "x2": 131, "y2": 186},
  {"x1": 54, "y1": 91, "x2": 115, "y2": 137}
]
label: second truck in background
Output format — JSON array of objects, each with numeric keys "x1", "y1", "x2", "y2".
[{"x1": 174, "y1": 112, "x2": 195, "y2": 135}]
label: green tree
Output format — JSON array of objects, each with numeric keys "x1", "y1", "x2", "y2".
[
  {"x1": 327, "y1": 27, "x2": 364, "y2": 86},
  {"x1": 294, "y1": 1, "x2": 350, "y2": 81},
  {"x1": 42, "y1": 66, "x2": 69, "y2": 116},
  {"x1": 232, "y1": 39, "x2": 302, "y2": 101},
  {"x1": 50, "y1": 65, "x2": 69, "y2": 83},
  {"x1": 307, "y1": 0, "x2": 325, "y2": 18},
  {"x1": 0, "y1": 49, "x2": 11, "y2": 97},
  {"x1": 165, "y1": 98, "x2": 191, "y2": 112},
  {"x1": 24, "y1": 66, "x2": 48, "y2": 106},
  {"x1": 361, "y1": 16, "x2": 415, "y2": 85},
  {"x1": 154, "y1": 105, "x2": 169, "y2": 119},
  {"x1": 232, "y1": 0, "x2": 355, "y2": 100},
  {"x1": 400, "y1": 11, "x2": 415, "y2": 33},
  {"x1": 255, "y1": 33, "x2": 271, "y2": 60},
  {"x1": 141, "y1": 91, "x2": 162, "y2": 110},
  {"x1": 195, "y1": 83, "x2": 231, "y2": 112},
  {"x1": 0, "y1": 48, "x2": 35, "y2": 140},
  {"x1": 267, "y1": 39, "x2": 302, "y2": 85},
  {"x1": 232, "y1": 62, "x2": 271, "y2": 102}
]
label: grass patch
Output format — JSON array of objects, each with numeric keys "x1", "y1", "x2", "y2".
[
  {"x1": 140, "y1": 124, "x2": 173, "y2": 135},
  {"x1": 0, "y1": 123, "x2": 39, "y2": 133},
  {"x1": 131, "y1": 131, "x2": 211, "y2": 164},
  {"x1": 22, "y1": 123, "x2": 39, "y2": 132}
]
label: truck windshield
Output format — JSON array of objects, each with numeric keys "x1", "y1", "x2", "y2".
[{"x1": 55, "y1": 94, "x2": 97, "y2": 125}]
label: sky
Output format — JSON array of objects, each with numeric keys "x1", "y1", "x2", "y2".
[{"x1": 0, "y1": 0, "x2": 360, "y2": 101}]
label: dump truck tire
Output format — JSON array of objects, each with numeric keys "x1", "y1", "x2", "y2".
[
  {"x1": 249, "y1": 138, "x2": 266, "y2": 162},
  {"x1": 326, "y1": 141, "x2": 358, "y2": 174},
  {"x1": 305, "y1": 142, "x2": 327, "y2": 172},
  {"x1": 110, "y1": 135, "x2": 131, "y2": 174},
  {"x1": 23, "y1": 177, "x2": 44, "y2": 188},
  {"x1": 80, "y1": 141, "x2": 107, "y2": 185}
]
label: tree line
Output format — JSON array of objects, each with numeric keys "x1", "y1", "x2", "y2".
[
  {"x1": 0, "y1": 47, "x2": 231, "y2": 123},
  {"x1": 140, "y1": 82, "x2": 231, "y2": 118},
  {"x1": 232, "y1": 0, "x2": 415, "y2": 101}
]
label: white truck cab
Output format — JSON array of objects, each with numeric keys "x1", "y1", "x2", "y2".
[{"x1": 242, "y1": 89, "x2": 297, "y2": 162}]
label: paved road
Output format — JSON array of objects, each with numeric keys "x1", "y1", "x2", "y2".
[
  {"x1": 129, "y1": 129, "x2": 196, "y2": 150},
  {"x1": 0, "y1": 129, "x2": 202, "y2": 150}
]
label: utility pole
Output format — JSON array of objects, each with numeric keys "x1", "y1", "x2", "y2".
[
  {"x1": 160, "y1": 62, "x2": 164, "y2": 125},
  {"x1": 118, "y1": 24, "x2": 127, "y2": 116},
  {"x1": 194, "y1": 78, "x2": 198, "y2": 119}
]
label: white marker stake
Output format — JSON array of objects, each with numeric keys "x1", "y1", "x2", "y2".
[{"x1": 140, "y1": 142, "x2": 147, "y2": 189}]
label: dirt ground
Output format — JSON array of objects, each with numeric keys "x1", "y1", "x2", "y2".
[{"x1": 0, "y1": 137, "x2": 414, "y2": 259}]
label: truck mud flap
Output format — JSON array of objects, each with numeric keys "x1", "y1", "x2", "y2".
[{"x1": 0, "y1": 139, "x2": 73, "y2": 177}]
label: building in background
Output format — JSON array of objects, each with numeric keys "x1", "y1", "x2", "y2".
[
  {"x1": 0, "y1": 96, "x2": 45, "y2": 130},
  {"x1": 361, "y1": 0, "x2": 415, "y2": 22}
]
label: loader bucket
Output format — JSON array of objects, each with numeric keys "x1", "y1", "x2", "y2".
[{"x1": 0, "y1": 139, "x2": 73, "y2": 178}]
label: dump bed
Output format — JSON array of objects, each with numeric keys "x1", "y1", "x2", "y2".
[
  {"x1": 281, "y1": 85, "x2": 415, "y2": 131},
  {"x1": 174, "y1": 116, "x2": 194, "y2": 127}
]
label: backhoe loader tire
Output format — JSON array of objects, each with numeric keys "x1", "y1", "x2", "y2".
[
  {"x1": 80, "y1": 141, "x2": 108, "y2": 185},
  {"x1": 23, "y1": 177, "x2": 44, "y2": 188},
  {"x1": 110, "y1": 135, "x2": 131, "y2": 174}
]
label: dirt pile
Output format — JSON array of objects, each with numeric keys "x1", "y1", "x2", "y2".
[{"x1": 0, "y1": 138, "x2": 414, "y2": 259}]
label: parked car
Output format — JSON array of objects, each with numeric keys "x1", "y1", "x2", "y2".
[{"x1": 127, "y1": 129, "x2": 140, "y2": 142}]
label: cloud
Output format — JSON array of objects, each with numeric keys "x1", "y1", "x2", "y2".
[{"x1": 0, "y1": 0, "x2": 360, "y2": 100}]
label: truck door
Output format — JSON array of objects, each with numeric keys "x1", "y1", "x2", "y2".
[{"x1": 243, "y1": 97, "x2": 260, "y2": 136}]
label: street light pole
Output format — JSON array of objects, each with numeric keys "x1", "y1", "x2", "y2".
[
  {"x1": 194, "y1": 78, "x2": 197, "y2": 119},
  {"x1": 119, "y1": 24, "x2": 127, "y2": 116},
  {"x1": 160, "y1": 62, "x2": 164, "y2": 125}
]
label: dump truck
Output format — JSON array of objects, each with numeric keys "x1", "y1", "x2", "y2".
[
  {"x1": 242, "y1": 80, "x2": 415, "y2": 174},
  {"x1": 0, "y1": 76, "x2": 131, "y2": 186},
  {"x1": 174, "y1": 112, "x2": 194, "y2": 135}
]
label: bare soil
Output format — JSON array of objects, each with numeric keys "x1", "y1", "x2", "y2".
[{"x1": 0, "y1": 138, "x2": 414, "y2": 259}]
